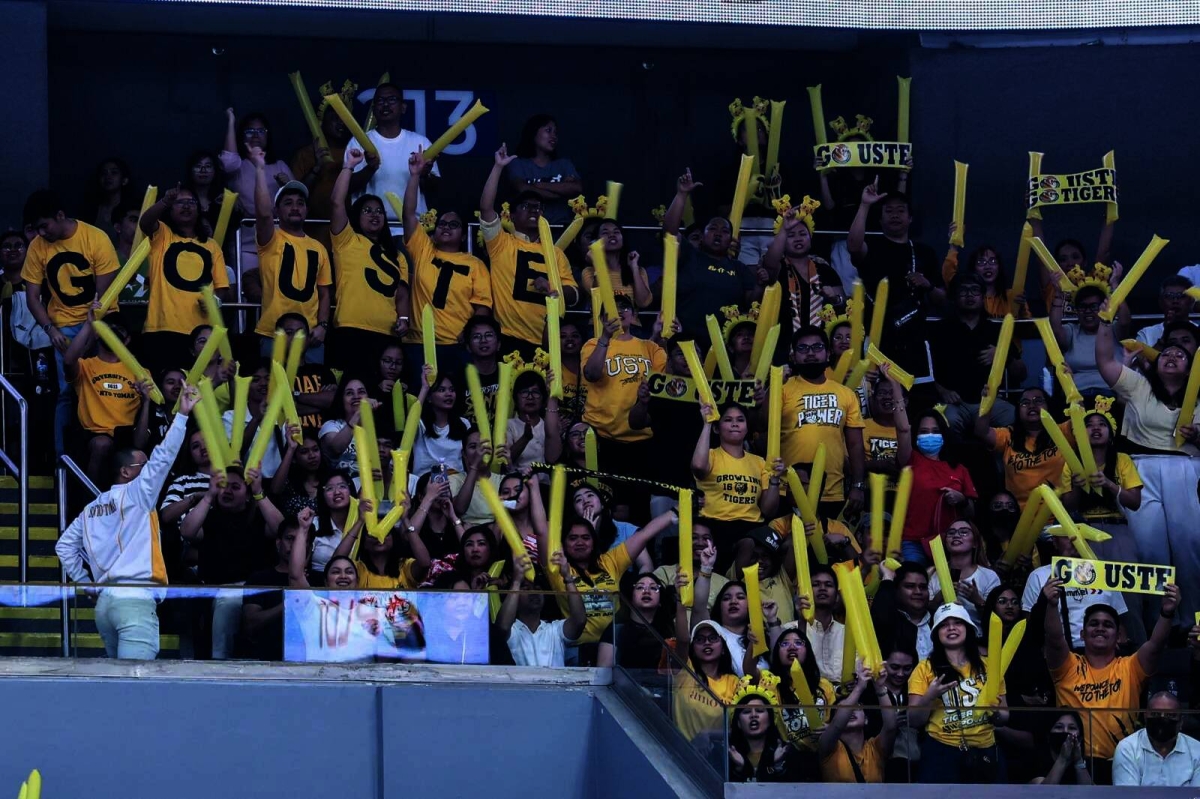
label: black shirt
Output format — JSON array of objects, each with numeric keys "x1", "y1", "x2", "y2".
[
  {"x1": 639, "y1": 393, "x2": 702, "y2": 487},
  {"x1": 676, "y1": 245, "x2": 757, "y2": 341},
  {"x1": 853, "y1": 236, "x2": 939, "y2": 377},
  {"x1": 241, "y1": 567, "x2": 290, "y2": 661},
  {"x1": 198, "y1": 505, "x2": 271, "y2": 585},
  {"x1": 929, "y1": 315, "x2": 1009, "y2": 397}
]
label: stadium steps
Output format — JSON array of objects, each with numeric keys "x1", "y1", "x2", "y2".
[{"x1": 0, "y1": 475, "x2": 180, "y2": 658}]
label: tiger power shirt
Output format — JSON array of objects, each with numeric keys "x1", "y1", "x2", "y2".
[
  {"x1": 21, "y1": 221, "x2": 119, "y2": 327},
  {"x1": 255, "y1": 229, "x2": 333, "y2": 336},
  {"x1": 404, "y1": 226, "x2": 492, "y2": 345},
  {"x1": 330, "y1": 225, "x2": 409, "y2": 335},
  {"x1": 780, "y1": 375, "x2": 864, "y2": 502},
  {"x1": 145, "y1": 223, "x2": 229, "y2": 334},
  {"x1": 482, "y1": 217, "x2": 577, "y2": 345}
]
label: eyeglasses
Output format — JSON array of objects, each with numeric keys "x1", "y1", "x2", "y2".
[
  {"x1": 242, "y1": 127, "x2": 268, "y2": 137},
  {"x1": 435, "y1": 219, "x2": 463, "y2": 230},
  {"x1": 374, "y1": 95, "x2": 402, "y2": 107},
  {"x1": 1019, "y1": 397, "x2": 1047, "y2": 407},
  {"x1": 361, "y1": 206, "x2": 385, "y2": 216},
  {"x1": 1162, "y1": 291, "x2": 1188, "y2": 301},
  {"x1": 323, "y1": 483, "x2": 349, "y2": 493},
  {"x1": 693, "y1": 633, "x2": 722, "y2": 644},
  {"x1": 995, "y1": 596, "x2": 1020, "y2": 606},
  {"x1": 470, "y1": 332, "x2": 497, "y2": 342},
  {"x1": 946, "y1": 527, "x2": 972, "y2": 538},
  {"x1": 0, "y1": 244, "x2": 25, "y2": 252},
  {"x1": 517, "y1": 387, "x2": 543, "y2": 398},
  {"x1": 792, "y1": 342, "x2": 826, "y2": 354},
  {"x1": 957, "y1": 285, "x2": 983, "y2": 296},
  {"x1": 635, "y1": 583, "x2": 661, "y2": 593},
  {"x1": 126, "y1": 461, "x2": 148, "y2": 470},
  {"x1": 975, "y1": 256, "x2": 998, "y2": 266},
  {"x1": 380, "y1": 357, "x2": 402, "y2": 367},
  {"x1": 192, "y1": 163, "x2": 215, "y2": 172}
]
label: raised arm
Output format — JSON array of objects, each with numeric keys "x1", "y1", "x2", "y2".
[
  {"x1": 761, "y1": 213, "x2": 799, "y2": 283},
  {"x1": 222, "y1": 107, "x2": 239, "y2": 159},
  {"x1": 139, "y1": 184, "x2": 178, "y2": 237},
  {"x1": 846, "y1": 178, "x2": 882, "y2": 259},
  {"x1": 1041, "y1": 577, "x2": 1070, "y2": 671},
  {"x1": 623, "y1": 509, "x2": 677, "y2": 565},
  {"x1": 249, "y1": 147, "x2": 275, "y2": 247},
  {"x1": 480, "y1": 144, "x2": 517, "y2": 224},
  {"x1": 289, "y1": 508, "x2": 315, "y2": 588},
  {"x1": 1136, "y1": 582, "x2": 1179, "y2": 675},
  {"x1": 180, "y1": 473, "x2": 219, "y2": 542},
  {"x1": 1093, "y1": 299, "x2": 1124, "y2": 388},
  {"x1": 1048, "y1": 290, "x2": 1070, "y2": 350},
  {"x1": 818, "y1": 664, "x2": 871, "y2": 758},
  {"x1": 584, "y1": 317, "x2": 619, "y2": 382},
  {"x1": 663, "y1": 168, "x2": 701, "y2": 236},
  {"x1": 690, "y1": 407, "x2": 714, "y2": 480},
  {"x1": 402, "y1": 148, "x2": 426, "y2": 243},
  {"x1": 495, "y1": 554, "x2": 527, "y2": 638},
  {"x1": 330, "y1": 149, "x2": 362, "y2": 236},
  {"x1": 555, "y1": 550, "x2": 587, "y2": 642}
]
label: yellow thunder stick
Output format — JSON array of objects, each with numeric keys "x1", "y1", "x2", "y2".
[
  {"x1": 423, "y1": 99, "x2": 490, "y2": 161},
  {"x1": 353, "y1": 425, "x2": 382, "y2": 539},
  {"x1": 729, "y1": 154, "x2": 755, "y2": 240},
  {"x1": 979, "y1": 613, "x2": 1003, "y2": 707},
  {"x1": 422, "y1": 304, "x2": 437, "y2": 385},
  {"x1": 1009, "y1": 223, "x2": 1033, "y2": 304},
  {"x1": 486, "y1": 559, "x2": 507, "y2": 622},
  {"x1": 754, "y1": 325, "x2": 780, "y2": 383},
  {"x1": 546, "y1": 296, "x2": 564, "y2": 399},
  {"x1": 175, "y1": 326, "x2": 227, "y2": 412},
  {"x1": 384, "y1": 192, "x2": 403, "y2": 222},
  {"x1": 785, "y1": 468, "x2": 827, "y2": 564},
  {"x1": 886, "y1": 466, "x2": 913, "y2": 565},
  {"x1": 1027, "y1": 152, "x2": 1044, "y2": 220},
  {"x1": 792, "y1": 515, "x2": 815, "y2": 623},
  {"x1": 92, "y1": 320, "x2": 162, "y2": 403},
  {"x1": 465, "y1": 364, "x2": 492, "y2": 459},
  {"x1": 229, "y1": 375, "x2": 251, "y2": 461},
  {"x1": 245, "y1": 364, "x2": 287, "y2": 471},
  {"x1": 790, "y1": 658, "x2": 823, "y2": 731},
  {"x1": 323, "y1": 93, "x2": 378, "y2": 159},
  {"x1": 807, "y1": 85, "x2": 828, "y2": 146},
  {"x1": 491, "y1": 361, "x2": 513, "y2": 473},
  {"x1": 1034, "y1": 319, "x2": 1083, "y2": 403},
  {"x1": 836, "y1": 563, "x2": 882, "y2": 671},
  {"x1": 767, "y1": 366, "x2": 783, "y2": 464},
  {"x1": 765, "y1": 100, "x2": 786, "y2": 179},
  {"x1": 604, "y1": 181, "x2": 622, "y2": 220},
  {"x1": 930, "y1": 535, "x2": 957, "y2": 604},
  {"x1": 707, "y1": 315, "x2": 735, "y2": 380},
  {"x1": 849, "y1": 280, "x2": 865, "y2": 358},
  {"x1": 555, "y1": 214, "x2": 586, "y2": 250},
  {"x1": 742, "y1": 563, "x2": 770, "y2": 657},
  {"x1": 270, "y1": 329, "x2": 286, "y2": 367},
  {"x1": 979, "y1": 314, "x2": 1014, "y2": 416},
  {"x1": 896, "y1": 76, "x2": 912, "y2": 143},
  {"x1": 1035, "y1": 484, "x2": 1080, "y2": 539},
  {"x1": 588, "y1": 240, "x2": 620, "y2": 323},
  {"x1": 679, "y1": 340, "x2": 719, "y2": 422},
  {"x1": 130, "y1": 185, "x2": 157, "y2": 254},
  {"x1": 841, "y1": 610, "x2": 857, "y2": 684},
  {"x1": 1103, "y1": 151, "x2": 1118, "y2": 224},
  {"x1": 1100, "y1": 235, "x2": 1170, "y2": 322},
  {"x1": 195, "y1": 379, "x2": 230, "y2": 475},
  {"x1": 1028, "y1": 235, "x2": 1075, "y2": 294},
  {"x1": 1068, "y1": 403, "x2": 1098, "y2": 492},
  {"x1": 1176, "y1": 344, "x2": 1200, "y2": 447},
  {"x1": 358, "y1": 398, "x2": 384, "y2": 500},
  {"x1": 212, "y1": 189, "x2": 239, "y2": 248},
  {"x1": 844, "y1": 358, "x2": 872, "y2": 390},
  {"x1": 479, "y1": 479, "x2": 536, "y2": 581},
  {"x1": 289, "y1": 72, "x2": 332, "y2": 162},
  {"x1": 538, "y1": 218, "x2": 565, "y2": 317},
  {"x1": 867, "y1": 279, "x2": 889, "y2": 349},
  {"x1": 866, "y1": 344, "x2": 913, "y2": 390},
  {"x1": 661, "y1": 234, "x2": 679, "y2": 339},
  {"x1": 584, "y1": 426, "x2": 599, "y2": 488},
  {"x1": 393, "y1": 448, "x2": 413, "y2": 499},
  {"x1": 363, "y1": 71, "x2": 390, "y2": 132},
  {"x1": 548, "y1": 465, "x2": 567, "y2": 575},
  {"x1": 678, "y1": 488, "x2": 694, "y2": 606},
  {"x1": 751, "y1": 283, "x2": 781, "y2": 366},
  {"x1": 96, "y1": 238, "x2": 152, "y2": 315},
  {"x1": 590, "y1": 287, "x2": 602, "y2": 339},
  {"x1": 950, "y1": 162, "x2": 968, "y2": 246},
  {"x1": 744, "y1": 107, "x2": 762, "y2": 173},
  {"x1": 200, "y1": 285, "x2": 234, "y2": 361},
  {"x1": 1000, "y1": 491, "x2": 1051, "y2": 567},
  {"x1": 392, "y1": 384, "x2": 412, "y2": 432}
]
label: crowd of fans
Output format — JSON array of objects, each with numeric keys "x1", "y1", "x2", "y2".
[{"x1": 4, "y1": 81, "x2": 1200, "y2": 786}]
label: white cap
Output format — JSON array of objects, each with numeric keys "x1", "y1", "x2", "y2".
[
  {"x1": 932, "y1": 602, "x2": 972, "y2": 630},
  {"x1": 274, "y1": 180, "x2": 309, "y2": 206}
]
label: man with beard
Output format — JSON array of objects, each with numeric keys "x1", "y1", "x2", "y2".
[
  {"x1": 1043, "y1": 577, "x2": 1180, "y2": 784},
  {"x1": 250, "y1": 147, "x2": 332, "y2": 356},
  {"x1": 755, "y1": 325, "x2": 865, "y2": 517},
  {"x1": 1113, "y1": 691, "x2": 1200, "y2": 786},
  {"x1": 846, "y1": 181, "x2": 942, "y2": 380}
]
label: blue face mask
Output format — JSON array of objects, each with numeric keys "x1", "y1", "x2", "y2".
[{"x1": 916, "y1": 433, "x2": 944, "y2": 456}]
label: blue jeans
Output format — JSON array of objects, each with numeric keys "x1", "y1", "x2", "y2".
[
  {"x1": 901, "y1": 541, "x2": 929, "y2": 567},
  {"x1": 95, "y1": 592, "x2": 160, "y2": 660},
  {"x1": 54, "y1": 322, "x2": 85, "y2": 455}
]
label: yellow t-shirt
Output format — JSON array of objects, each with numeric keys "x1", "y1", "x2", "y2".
[
  {"x1": 404, "y1": 227, "x2": 492, "y2": 344},
  {"x1": 20, "y1": 221, "x2": 119, "y2": 326},
  {"x1": 820, "y1": 735, "x2": 888, "y2": 783},
  {"x1": 254, "y1": 229, "x2": 333, "y2": 336},
  {"x1": 777, "y1": 678, "x2": 835, "y2": 750},
  {"x1": 546, "y1": 542, "x2": 632, "y2": 644},
  {"x1": 780, "y1": 376, "x2": 865, "y2": 502},
  {"x1": 992, "y1": 424, "x2": 1070, "y2": 508},
  {"x1": 673, "y1": 671, "x2": 740, "y2": 742},
  {"x1": 1057, "y1": 453, "x2": 1142, "y2": 521},
  {"x1": 697, "y1": 448, "x2": 772, "y2": 522},
  {"x1": 484, "y1": 229, "x2": 578, "y2": 345},
  {"x1": 73, "y1": 356, "x2": 140, "y2": 434},
  {"x1": 330, "y1": 225, "x2": 410, "y2": 336},
  {"x1": 909, "y1": 658, "x2": 1004, "y2": 749},
  {"x1": 863, "y1": 418, "x2": 898, "y2": 466},
  {"x1": 353, "y1": 558, "x2": 418, "y2": 590},
  {"x1": 1051, "y1": 652, "x2": 1146, "y2": 759},
  {"x1": 145, "y1": 223, "x2": 229, "y2": 334},
  {"x1": 580, "y1": 336, "x2": 666, "y2": 442}
]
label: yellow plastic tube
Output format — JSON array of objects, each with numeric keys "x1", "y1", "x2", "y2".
[
  {"x1": 479, "y1": 479, "x2": 535, "y2": 581},
  {"x1": 661, "y1": 234, "x2": 679, "y2": 339},
  {"x1": 92, "y1": 321, "x2": 162, "y2": 403},
  {"x1": 896, "y1": 77, "x2": 912, "y2": 143},
  {"x1": 979, "y1": 313, "x2": 1014, "y2": 416},
  {"x1": 1027, "y1": 152, "x2": 1044, "y2": 221},
  {"x1": 930, "y1": 535, "x2": 957, "y2": 604},
  {"x1": 1069, "y1": 403, "x2": 1098, "y2": 492},
  {"x1": 807, "y1": 442, "x2": 827, "y2": 512},
  {"x1": 464, "y1": 365, "x2": 492, "y2": 457},
  {"x1": 753, "y1": 325, "x2": 780, "y2": 383},
  {"x1": 588, "y1": 240, "x2": 619, "y2": 322},
  {"x1": 887, "y1": 466, "x2": 913, "y2": 559},
  {"x1": 200, "y1": 285, "x2": 234, "y2": 362},
  {"x1": 323, "y1": 93, "x2": 378, "y2": 159},
  {"x1": 706, "y1": 315, "x2": 735, "y2": 380},
  {"x1": 1101, "y1": 235, "x2": 1170, "y2": 322},
  {"x1": 765, "y1": 100, "x2": 786, "y2": 178},
  {"x1": 1177, "y1": 347, "x2": 1200, "y2": 447},
  {"x1": 869, "y1": 473, "x2": 886, "y2": 556},
  {"x1": 422, "y1": 99, "x2": 489, "y2": 161},
  {"x1": 212, "y1": 188, "x2": 239, "y2": 248},
  {"x1": 1034, "y1": 318, "x2": 1083, "y2": 404},
  {"x1": 792, "y1": 515, "x2": 814, "y2": 623},
  {"x1": 548, "y1": 465, "x2": 567, "y2": 574},
  {"x1": 790, "y1": 658, "x2": 823, "y2": 731},
  {"x1": 97, "y1": 238, "x2": 152, "y2": 316},
  {"x1": 546, "y1": 297, "x2": 563, "y2": 399},
  {"x1": 538, "y1": 217, "x2": 565, "y2": 315},
  {"x1": 491, "y1": 362, "x2": 513, "y2": 473},
  {"x1": 867, "y1": 278, "x2": 889, "y2": 348},
  {"x1": 742, "y1": 563, "x2": 769, "y2": 657},
  {"x1": 353, "y1": 425, "x2": 382, "y2": 539},
  {"x1": 130, "y1": 186, "x2": 157, "y2": 255},
  {"x1": 677, "y1": 488, "x2": 693, "y2": 606},
  {"x1": 604, "y1": 181, "x2": 623, "y2": 221},
  {"x1": 422, "y1": 304, "x2": 437, "y2": 385},
  {"x1": 807, "y1": 85, "x2": 827, "y2": 145},
  {"x1": 229, "y1": 375, "x2": 251, "y2": 461},
  {"x1": 950, "y1": 161, "x2": 968, "y2": 246},
  {"x1": 767, "y1": 366, "x2": 783, "y2": 463},
  {"x1": 750, "y1": 283, "x2": 781, "y2": 366},
  {"x1": 729, "y1": 154, "x2": 755, "y2": 239},
  {"x1": 1009, "y1": 224, "x2": 1033, "y2": 303},
  {"x1": 678, "y1": 340, "x2": 719, "y2": 422},
  {"x1": 1040, "y1": 408, "x2": 1085, "y2": 475},
  {"x1": 289, "y1": 72, "x2": 331, "y2": 161}
]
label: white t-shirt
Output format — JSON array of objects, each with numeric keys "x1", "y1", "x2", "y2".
[
  {"x1": 1135, "y1": 321, "x2": 1165, "y2": 347},
  {"x1": 1022, "y1": 564, "x2": 1128, "y2": 649},
  {"x1": 347, "y1": 129, "x2": 441, "y2": 218},
  {"x1": 412, "y1": 418, "x2": 469, "y2": 477},
  {"x1": 318, "y1": 419, "x2": 359, "y2": 476},
  {"x1": 927, "y1": 565, "x2": 1001, "y2": 635},
  {"x1": 223, "y1": 409, "x2": 282, "y2": 478},
  {"x1": 506, "y1": 417, "x2": 546, "y2": 474},
  {"x1": 310, "y1": 514, "x2": 347, "y2": 574},
  {"x1": 507, "y1": 618, "x2": 571, "y2": 667}
]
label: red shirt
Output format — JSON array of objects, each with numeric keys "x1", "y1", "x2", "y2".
[{"x1": 901, "y1": 451, "x2": 977, "y2": 542}]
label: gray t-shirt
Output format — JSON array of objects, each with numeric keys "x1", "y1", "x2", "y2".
[{"x1": 504, "y1": 157, "x2": 579, "y2": 225}]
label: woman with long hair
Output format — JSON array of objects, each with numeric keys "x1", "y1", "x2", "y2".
[
  {"x1": 310, "y1": 469, "x2": 362, "y2": 575},
  {"x1": 978, "y1": 490, "x2": 1023, "y2": 567},
  {"x1": 83, "y1": 157, "x2": 132, "y2": 231},
  {"x1": 1095, "y1": 300, "x2": 1200, "y2": 625},
  {"x1": 183, "y1": 149, "x2": 226, "y2": 234},
  {"x1": 899, "y1": 410, "x2": 976, "y2": 565},
  {"x1": 270, "y1": 426, "x2": 323, "y2": 516},
  {"x1": 318, "y1": 373, "x2": 380, "y2": 477},
  {"x1": 691, "y1": 580, "x2": 755, "y2": 677},
  {"x1": 427, "y1": 524, "x2": 498, "y2": 589},
  {"x1": 570, "y1": 480, "x2": 652, "y2": 573},
  {"x1": 927, "y1": 521, "x2": 1000, "y2": 632},
  {"x1": 673, "y1": 619, "x2": 741, "y2": 744},
  {"x1": 974, "y1": 386, "x2": 1067, "y2": 510},
  {"x1": 581, "y1": 220, "x2": 652, "y2": 313},
  {"x1": 496, "y1": 471, "x2": 548, "y2": 562},
  {"x1": 818, "y1": 661, "x2": 897, "y2": 783},
  {"x1": 330, "y1": 497, "x2": 431, "y2": 589},
  {"x1": 728, "y1": 694, "x2": 799, "y2": 783},
  {"x1": 909, "y1": 603, "x2": 1009, "y2": 783},
  {"x1": 327, "y1": 148, "x2": 410, "y2": 376},
  {"x1": 503, "y1": 113, "x2": 582, "y2": 225},
  {"x1": 506, "y1": 370, "x2": 556, "y2": 475},
  {"x1": 760, "y1": 627, "x2": 835, "y2": 755},
  {"x1": 1031, "y1": 712, "x2": 1093, "y2": 785},
  {"x1": 412, "y1": 368, "x2": 471, "y2": 478},
  {"x1": 943, "y1": 239, "x2": 1029, "y2": 320},
  {"x1": 616, "y1": 572, "x2": 678, "y2": 669},
  {"x1": 1058, "y1": 400, "x2": 1142, "y2": 564}
]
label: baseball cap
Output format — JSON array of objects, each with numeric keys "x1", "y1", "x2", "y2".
[
  {"x1": 274, "y1": 180, "x2": 309, "y2": 206},
  {"x1": 932, "y1": 602, "x2": 973, "y2": 630}
]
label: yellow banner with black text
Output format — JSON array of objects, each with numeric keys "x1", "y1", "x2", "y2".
[
  {"x1": 646, "y1": 372, "x2": 757, "y2": 406},
  {"x1": 814, "y1": 141, "x2": 912, "y2": 170},
  {"x1": 1052, "y1": 556, "x2": 1174, "y2": 596}
]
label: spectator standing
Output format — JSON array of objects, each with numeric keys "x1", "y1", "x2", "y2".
[
  {"x1": 503, "y1": 114, "x2": 582, "y2": 227},
  {"x1": 347, "y1": 83, "x2": 439, "y2": 219},
  {"x1": 220, "y1": 109, "x2": 293, "y2": 281}
]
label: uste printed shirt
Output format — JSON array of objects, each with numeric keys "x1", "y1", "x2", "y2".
[
  {"x1": 145, "y1": 223, "x2": 229, "y2": 334},
  {"x1": 580, "y1": 337, "x2": 666, "y2": 442},
  {"x1": 255, "y1": 229, "x2": 333, "y2": 336},
  {"x1": 20, "y1": 221, "x2": 119, "y2": 327}
]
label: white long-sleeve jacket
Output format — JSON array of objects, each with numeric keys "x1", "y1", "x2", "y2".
[{"x1": 56, "y1": 414, "x2": 189, "y2": 588}]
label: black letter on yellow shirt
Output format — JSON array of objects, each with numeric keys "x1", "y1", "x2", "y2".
[
  {"x1": 46, "y1": 252, "x2": 96, "y2": 307},
  {"x1": 279, "y1": 243, "x2": 318, "y2": 302},
  {"x1": 163, "y1": 242, "x2": 214, "y2": 292},
  {"x1": 512, "y1": 251, "x2": 547, "y2": 304},
  {"x1": 364, "y1": 243, "x2": 402, "y2": 298},
  {"x1": 431, "y1": 258, "x2": 470, "y2": 309}
]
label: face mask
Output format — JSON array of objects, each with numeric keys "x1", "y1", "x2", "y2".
[
  {"x1": 1047, "y1": 732, "x2": 1068, "y2": 751},
  {"x1": 916, "y1": 433, "x2": 944, "y2": 456},
  {"x1": 795, "y1": 362, "x2": 827, "y2": 380},
  {"x1": 1145, "y1": 717, "x2": 1179, "y2": 742},
  {"x1": 501, "y1": 499, "x2": 518, "y2": 510}
]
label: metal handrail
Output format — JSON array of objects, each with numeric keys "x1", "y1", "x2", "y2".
[
  {"x1": 0, "y1": 374, "x2": 29, "y2": 583},
  {"x1": 57, "y1": 455, "x2": 99, "y2": 656}
]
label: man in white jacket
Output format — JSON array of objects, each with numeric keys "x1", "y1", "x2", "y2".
[{"x1": 57, "y1": 382, "x2": 199, "y2": 659}]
